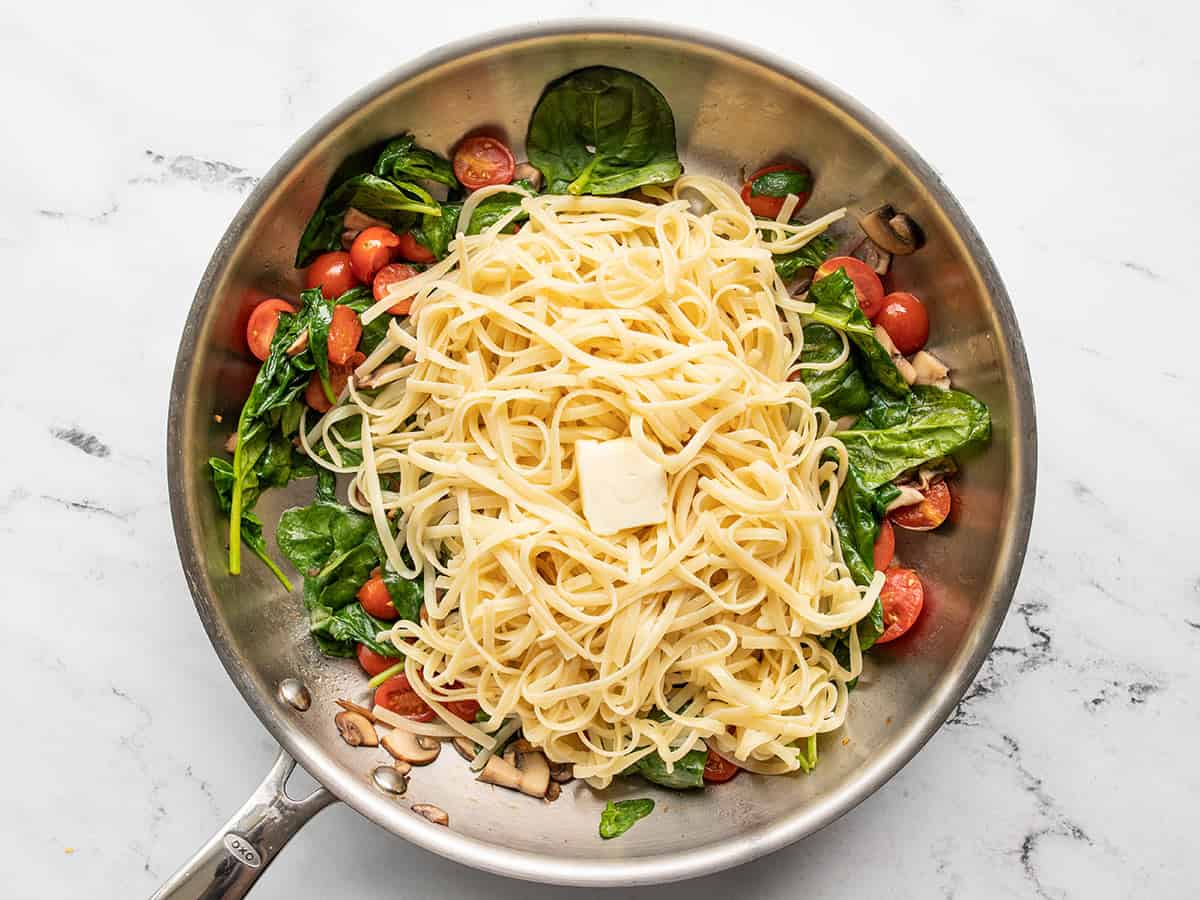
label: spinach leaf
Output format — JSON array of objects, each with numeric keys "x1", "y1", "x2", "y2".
[
  {"x1": 832, "y1": 461, "x2": 888, "y2": 588},
  {"x1": 417, "y1": 202, "x2": 461, "y2": 259},
  {"x1": 629, "y1": 747, "x2": 707, "y2": 790},
  {"x1": 751, "y1": 168, "x2": 812, "y2": 198},
  {"x1": 297, "y1": 288, "x2": 334, "y2": 403},
  {"x1": 773, "y1": 232, "x2": 834, "y2": 282},
  {"x1": 806, "y1": 269, "x2": 909, "y2": 398},
  {"x1": 326, "y1": 603, "x2": 402, "y2": 658},
  {"x1": 527, "y1": 67, "x2": 683, "y2": 195},
  {"x1": 296, "y1": 174, "x2": 441, "y2": 267},
  {"x1": 856, "y1": 390, "x2": 913, "y2": 430},
  {"x1": 277, "y1": 501, "x2": 375, "y2": 577},
  {"x1": 382, "y1": 566, "x2": 422, "y2": 621},
  {"x1": 837, "y1": 386, "x2": 991, "y2": 489},
  {"x1": 599, "y1": 798, "x2": 655, "y2": 839},
  {"x1": 799, "y1": 324, "x2": 870, "y2": 418},
  {"x1": 373, "y1": 134, "x2": 458, "y2": 189}
]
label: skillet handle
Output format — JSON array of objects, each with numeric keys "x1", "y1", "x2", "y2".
[{"x1": 150, "y1": 748, "x2": 337, "y2": 900}]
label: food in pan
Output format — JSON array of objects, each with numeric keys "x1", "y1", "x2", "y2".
[{"x1": 209, "y1": 66, "x2": 989, "y2": 835}]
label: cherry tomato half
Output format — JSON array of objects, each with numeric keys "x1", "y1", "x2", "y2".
[
  {"x1": 740, "y1": 163, "x2": 813, "y2": 219},
  {"x1": 703, "y1": 747, "x2": 740, "y2": 784},
  {"x1": 431, "y1": 681, "x2": 480, "y2": 722},
  {"x1": 245, "y1": 298, "x2": 297, "y2": 361},
  {"x1": 356, "y1": 569, "x2": 397, "y2": 620},
  {"x1": 876, "y1": 292, "x2": 930, "y2": 355},
  {"x1": 875, "y1": 568, "x2": 925, "y2": 644},
  {"x1": 890, "y1": 481, "x2": 952, "y2": 532},
  {"x1": 327, "y1": 304, "x2": 363, "y2": 366},
  {"x1": 356, "y1": 644, "x2": 397, "y2": 677},
  {"x1": 873, "y1": 519, "x2": 896, "y2": 571},
  {"x1": 374, "y1": 675, "x2": 435, "y2": 722},
  {"x1": 304, "y1": 351, "x2": 366, "y2": 413},
  {"x1": 373, "y1": 263, "x2": 418, "y2": 314},
  {"x1": 453, "y1": 137, "x2": 516, "y2": 190},
  {"x1": 304, "y1": 251, "x2": 359, "y2": 299},
  {"x1": 350, "y1": 226, "x2": 401, "y2": 283},
  {"x1": 815, "y1": 256, "x2": 886, "y2": 319},
  {"x1": 397, "y1": 231, "x2": 436, "y2": 264}
]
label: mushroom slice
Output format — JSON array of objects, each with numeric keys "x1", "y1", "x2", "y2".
[
  {"x1": 545, "y1": 782, "x2": 562, "y2": 802},
  {"x1": 451, "y1": 737, "x2": 477, "y2": 762},
  {"x1": 851, "y1": 238, "x2": 892, "y2": 276},
  {"x1": 885, "y1": 485, "x2": 926, "y2": 512},
  {"x1": 911, "y1": 350, "x2": 951, "y2": 389},
  {"x1": 548, "y1": 761, "x2": 574, "y2": 784},
  {"x1": 223, "y1": 433, "x2": 238, "y2": 454},
  {"x1": 335, "y1": 711, "x2": 379, "y2": 747},
  {"x1": 286, "y1": 329, "x2": 309, "y2": 357},
  {"x1": 874, "y1": 325, "x2": 917, "y2": 384},
  {"x1": 477, "y1": 745, "x2": 552, "y2": 798},
  {"x1": 381, "y1": 730, "x2": 441, "y2": 765},
  {"x1": 859, "y1": 205, "x2": 926, "y2": 256},
  {"x1": 412, "y1": 803, "x2": 449, "y2": 826},
  {"x1": 357, "y1": 362, "x2": 408, "y2": 390},
  {"x1": 513, "y1": 162, "x2": 543, "y2": 191}
]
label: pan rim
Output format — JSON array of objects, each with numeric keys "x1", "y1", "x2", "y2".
[{"x1": 167, "y1": 18, "x2": 1037, "y2": 886}]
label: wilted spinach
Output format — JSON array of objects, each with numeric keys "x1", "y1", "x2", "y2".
[
  {"x1": 799, "y1": 324, "x2": 870, "y2": 418},
  {"x1": 628, "y1": 747, "x2": 707, "y2": 790},
  {"x1": 837, "y1": 386, "x2": 991, "y2": 489},
  {"x1": 527, "y1": 66, "x2": 683, "y2": 195},
  {"x1": 373, "y1": 134, "x2": 458, "y2": 189},
  {"x1": 278, "y1": 498, "x2": 421, "y2": 658},
  {"x1": 806, "y1": 269, "x2": 909, "y2": 398},
  {"x1": 599, "y1": 798, "x2": 655, "y2": 839},
  {"x1": 832, "y1": 460, "x2": 899, "y2": 589},
  {"x1": 208, "y1": 458, "x2": 291, "y2": 589},
  {"x1": 772, "y1": 232, "x2": 834, "y2": 281},
  {"x1": 751, "y1": 167, "x2": 813, "y2": 199},
  {"x1": 295, "y1": 175, "x2": 440, "y2": 267}
]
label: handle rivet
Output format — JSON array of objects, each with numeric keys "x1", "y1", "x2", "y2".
[
  {"x1": 278, "y1": 678, "x2": 311, "y2": 711},
  {"x1": 372, "y1": 766, "x2": 408, "y2": 796}
]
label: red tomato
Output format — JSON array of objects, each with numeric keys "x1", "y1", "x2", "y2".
[
  {"x1": 890, "y1": 481, "x2": 952, "y2": 531},
  {"x1": 432, "y1": 682, "x2": 480, "y2": 722},
  {"x1": 396, "y1": 231, "x2": 436, "y2": 264},
  {"x1": 356, "y1": 644, "x2": 397, "y2": 677},
  {"x1": 357, "y1": 569, "x2": 397, "y2": 620},
  {"x1": 375, "y1": 675, "x2": 435, "y2": 722},
  {"x1": 873, "y1": 519, "x2": 896, "y2": 570},
  {"x1": 703, "y1": 748, "x2": 740, "y2": 784},
  {"x1": 245, "y1": 298, "x2": 297, "y2": 361},
  {"x1": 875, "y1": 568, "x2": 925, "y2": 644},
  {"x1": 373, "y1": 263, "x2": 418, "y2": 314},
  {"x1": 453, "y1": 137, "x2": 516, "y2": 190},
  {"x1": 349, "y1": 226, "x2": 401, "y2": 282},
  {"x1": 304, "y1": 251, "x2": 359, "y2": 299},
  {"x1": 876, "y1": 292, "x2": 930, "y2": 355},
  {"x1": 740, "y1": 163, "x2": 813, "y2": 219},
  {"x1": 327, "y1": 304, "x2": 363, "y2": 366},
  {"x1": 814, "y1": 256, "x2": 886, "y2": 319},
  {"x1": 304, "y1": 351, "x2": 366, "y2": 413}
]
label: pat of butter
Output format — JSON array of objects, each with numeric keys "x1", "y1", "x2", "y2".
[{"x1": 576, "y1": 438, "x2": 668, "y2": 536}]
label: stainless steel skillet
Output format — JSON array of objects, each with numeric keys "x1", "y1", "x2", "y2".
[{"x1": 160, "y1": 20, "x2": 1036, "y2": 898}]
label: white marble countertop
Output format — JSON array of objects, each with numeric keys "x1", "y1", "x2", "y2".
[{"x1": 6, "y1": 2, "x2": 1196, "y2": 897}]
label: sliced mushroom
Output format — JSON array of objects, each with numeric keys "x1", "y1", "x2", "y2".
[
  {"x1": 513, "y1": 162, "x2": 543, "y2": 191},
  {"x1": 223, "y1": 433, "x2": 238, "y2": 454},
  {"x1": 381, "y1": 730, "x2": 441, "y2": 765},
  {"x1": 859, "y1": 205, "x2": 926, "y2": 256},
  {"x1": 873, "y1": 324, "x2": 917, "y2": 384},
  {"x1": 885, "y1": 485, "x2": 926, "y2": 512},
  {"x1": 341, "y1": 207, "x2": 391, "y2": 249},
  {"x1": 451, "y1": 737, "x2": 477, "y2": 762},
  {"x1": 834, "y1": 414, "x2": 859, "y2": 432},
  {"x1": 335, "y1": 711, "x2": 378, "y2": 747},
  {"x1": 548, "y1": 761, "x2": 574, "y2": 784},
  {"x1": 392, "y1": 759, "x2": 413, "y2": 776},
  {"x1": 477, "y1": 744, "x2": 551, "y2": 798},
  {"x1": 357, "y1": 362, "x2": 407, "y2": 390},
  {"x1": 286, "y1": 329, "x2": 309, "y2": 357},
  {"x1": 915, "y1": 458, "x2": 957, "y2": 491},
  {"x1": 910, "y1": 350, "x2": 950, "y2": 389},
  {"x1": 851, "y1": 238, "x2": 892, "y2": 276},
  {"x1": 411, "y1": 803, "x2": 449, "y2": 826},
  {"x1": 544, "y1": 781, "x2": 561, "y2": 802}
]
